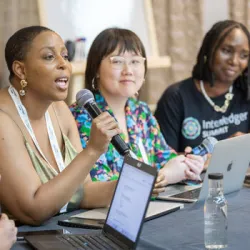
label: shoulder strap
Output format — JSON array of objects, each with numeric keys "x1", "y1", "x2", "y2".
[
  {"x1": 51, "y1": 104, "x2": 65, "y2": 136},
  {"x1": 51, "y1": 104, "x2": 66, "y2": 154}
]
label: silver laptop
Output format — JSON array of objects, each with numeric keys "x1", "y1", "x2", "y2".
[
  {"x1": 157, "y1": 134, "x2": 250, "y2": 203},
  {"x1": 25, "y1": 156, "x2": 157, "y2": 250}
]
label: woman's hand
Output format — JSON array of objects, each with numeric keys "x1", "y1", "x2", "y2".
[
  {"x1": 184, "y1": 146, "x2": 206, "y2": 173},
  {"x1": 156, "y1": 155, "x2": 189, "y2": 188},
  {"x1": 184, "y1": 154, "x2": 203, "y2": 180},
  {"x1": 153, "y1": 153, "x2": 204, "y2": 195},
  {"x1": 87, "y1": 112, "x2": 121, "y2": 155},
  {"x1": 0, "y1": 175, "x2": 17, "y2": 250},
  {"x1": 0, "y1": 213, "x2": 17, "y2": 250},
  {"x1": 152, "y1": 173, "x2": 166, "y2": 197}
]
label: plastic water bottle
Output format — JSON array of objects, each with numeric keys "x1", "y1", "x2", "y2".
[{"x1": 204, "y1": 173, "x2": 228, "y2": 249}]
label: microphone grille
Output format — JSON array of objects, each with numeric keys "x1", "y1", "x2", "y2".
[
  {"x1": 203, "y1": 137, "x2": 218, "y2": 153},
  {"x1": 76, "y1": 89, "x2": 94, "y2": 107}
]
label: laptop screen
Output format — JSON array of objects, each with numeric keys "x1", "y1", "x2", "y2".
[{"x1": 106, "y1": 162, "x2": 155, "y2": 242}]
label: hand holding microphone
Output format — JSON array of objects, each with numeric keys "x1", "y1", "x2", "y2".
[
  {"x1": 186, "y1": 137, "x2": 218, "y2": 156},
  {"x1": 185, "y1": 137, "x2": 218, "y2": 173},
  {"x1": 182, "y1": 137, "x2": 218, "y2": 183},
  {"x1": 88, "y1": 112, "x2": 122, "y2": 155},
  {"x1": 155, "y1": 137, "x2": 218, "y2": 191},
  {"x1": 154, "y1": 154, "x2": 203, "y2": 194},
  {"x1": 76, "y1": 89, "x2": 131, "y2": 156}
]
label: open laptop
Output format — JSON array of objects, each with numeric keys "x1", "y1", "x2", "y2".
[
  {"x1": 157, "y1": 134, "x2": 250, "y2": 203},
  {"x1": 25, "y1": 156, "x2": 157, "y2": 250}
]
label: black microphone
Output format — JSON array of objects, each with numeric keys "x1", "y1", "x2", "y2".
[
  {"x1": 76, "y1": 89, "x2": 131, "y2": 156},
  {"x1": 191, "y1": 137, "x2": 218, "y2": 156}
]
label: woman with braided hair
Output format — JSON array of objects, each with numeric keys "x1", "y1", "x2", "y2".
[{"x1": 155, "y1": 20, "x2": 250, "y2": 153}]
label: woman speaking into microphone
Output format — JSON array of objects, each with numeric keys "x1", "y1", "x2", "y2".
[{"x1": 0, "y1": 26, "x2": 121, "y2": 225}]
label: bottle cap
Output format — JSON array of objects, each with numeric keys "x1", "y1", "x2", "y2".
[{"x1": 208, "y1": 173, "x2": 223, "y2": 180}]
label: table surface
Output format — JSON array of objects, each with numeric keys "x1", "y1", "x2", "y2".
[{"x1": 13, "y1": 186, "x2": 250, "y2": 250}]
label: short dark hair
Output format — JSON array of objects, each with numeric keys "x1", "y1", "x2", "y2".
[
  {"x1": 5, "y1": 26, "x2": 54, "y2": 80},
  {"x1": 85, "y1": 27, "x2": 147, "y2": 93},
  {"x1": 192, "y1": 20, "x2": 250, "y2": 100}
]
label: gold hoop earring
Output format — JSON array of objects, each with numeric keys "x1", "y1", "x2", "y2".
[{"x1": 19, "y1": 79, "x2": 27, "y2": 96}]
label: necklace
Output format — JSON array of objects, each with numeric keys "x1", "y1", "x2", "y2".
[{"x1": 200, "y1": 80, "x2": 234, "y2": 113}]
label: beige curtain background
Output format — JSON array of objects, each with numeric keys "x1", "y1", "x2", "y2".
[
  {"x1": 229, "y1": 0, "x2": 250, "y2": 28},
  {"x1": 141, "y1": 0, "x2": 203, "y2": 106},
  {"x1": 0, "y1": 0, "x2": 40, "y2": 89}
]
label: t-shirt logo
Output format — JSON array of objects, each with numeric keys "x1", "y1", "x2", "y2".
[{"x1": 182, "y1": 117, "x2": 201, "y2": 139}]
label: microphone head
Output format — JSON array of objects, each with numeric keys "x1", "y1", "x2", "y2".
[
  {"x1": 202, "y1": 137, "x2": 218, "y2": 154},
  {"x1": 76, "y1": 89, "x2": 94, "y2": 107}
]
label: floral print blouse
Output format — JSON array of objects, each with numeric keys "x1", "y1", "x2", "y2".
[{"x1": 69, "y1": 92, "x2": 176, "y2": 181}]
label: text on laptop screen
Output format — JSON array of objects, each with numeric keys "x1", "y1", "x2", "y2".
[{"x1": 106, "y1": 163, "x2": 154, "y2": 241}]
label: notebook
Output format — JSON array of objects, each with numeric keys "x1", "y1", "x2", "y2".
[
  {"x1": 157, "y1": 134, "x2": 250, "y2": 203},
  {"x1": 25, "y1": 156, "x2": 157, "y2": 250},
  {"x1": 58, "y1": 200, "x2": 184, "y2": 228}
]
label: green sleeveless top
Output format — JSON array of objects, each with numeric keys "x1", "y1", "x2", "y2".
[
  {"x1": 24, "y1": 134, "x2": 83, "y2": 212},
  {"x1": 0, "y1": 109, "x2": 83, "y2": 219}
]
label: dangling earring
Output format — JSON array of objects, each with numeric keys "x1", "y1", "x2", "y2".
[
  {"x1": 134, "y1": 91, "x2": 139, "y2": 98},
  {"x1": 19, "y1": 79, "x2": 27, "y2": 96}
]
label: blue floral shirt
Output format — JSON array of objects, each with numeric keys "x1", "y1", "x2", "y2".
[{"x1": 70, "y1": 92, "x2": 175, "y2": 181}]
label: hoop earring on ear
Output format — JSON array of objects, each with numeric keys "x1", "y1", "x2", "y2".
[
  {"x1": 19, "y1": 79, "x2": 28, "y2": 96},
  {"x1": 91, "y1": 77, "x2": 97, "y2": 90}
]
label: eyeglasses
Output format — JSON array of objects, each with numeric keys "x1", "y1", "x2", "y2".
[{"x1": 109, "y1": 56, "x2": 146, "y2": 70}]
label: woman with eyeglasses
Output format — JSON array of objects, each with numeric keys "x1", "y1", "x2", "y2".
[{"x1": 70, "y1": 28, "x2": 204, "y2": 194}]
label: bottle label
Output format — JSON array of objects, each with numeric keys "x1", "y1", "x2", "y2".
[{"x1": 214, "y1": 196, "x2": 227, "y2": 218}]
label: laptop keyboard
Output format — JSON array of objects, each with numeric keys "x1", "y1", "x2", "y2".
[
  {"x1": 171, "y1": 187, "x2": 201, "y2": 200},
  {"x1": 59, "y1": 234, "x2": 123, "y2": 250}
]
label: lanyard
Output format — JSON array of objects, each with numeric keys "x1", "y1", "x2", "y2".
[
  {"x1": 137, "y1": 138, "x2": 149, "y2": 164},
  {"x1": 8, "y1": 85, "x2": 68, "y2": 212},
  {"x1": 8, "y1": 85, "x2": 66, "y2": 172},
  {"x1": 129, "y1": 138, "x2": 149, "y2": 165}
]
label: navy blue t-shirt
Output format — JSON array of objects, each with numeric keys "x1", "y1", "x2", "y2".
[{"x1": 155, "y1": 78, "x2": 250, "y2": 152}]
